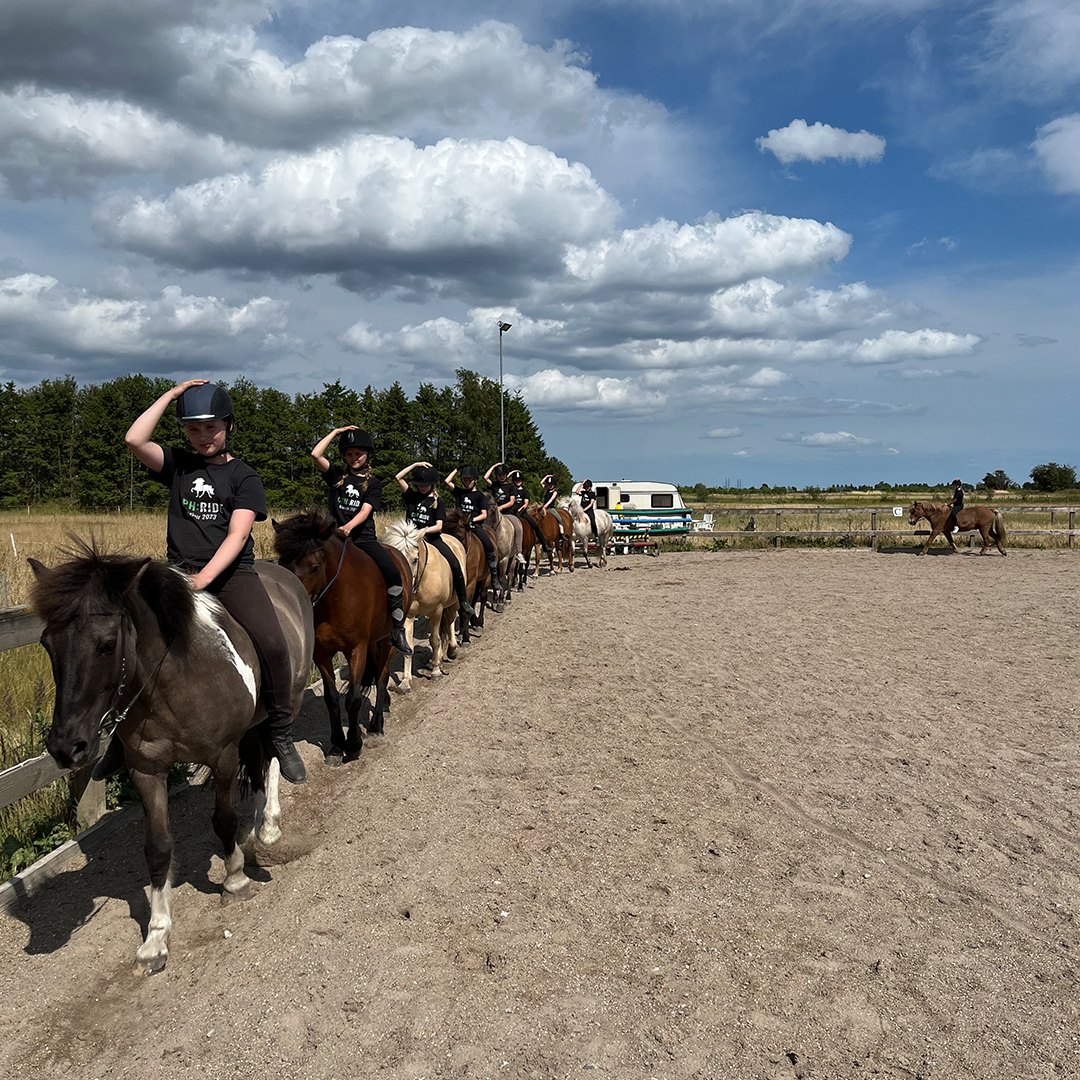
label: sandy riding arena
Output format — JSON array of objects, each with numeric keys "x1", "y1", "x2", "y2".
[{"x1": 1, "y1": 549, "x2": 1078, "y2": 1080}]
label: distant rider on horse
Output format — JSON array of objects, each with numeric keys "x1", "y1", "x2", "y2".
[
  {"x1": 949, "y1": 478, "x2": 964, "y2": 533},
  {"x1": 395, "y1": 461, "x2": 474, "y2": 617},
  {"x1": 310, "y1": 426, "x2": 412, "y2": 656},
  {"x1": 445, "y1": 464, "x2": 505, "y2": 593},
  {"x1": 574, "y1": 479, "x2": 599, "y2": 538}
]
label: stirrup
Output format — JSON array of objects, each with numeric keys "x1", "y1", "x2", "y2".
[{"x1": 460, "y1": 597, "x2": 475, "y2": 616}]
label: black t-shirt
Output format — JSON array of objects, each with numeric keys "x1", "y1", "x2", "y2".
[
  {"x1": 323, "y1": 465, "x2": 382, "y2": 539},
  {"x1": 403, "y1": 489, "x2": 445, "y2": 531},
  {"x1": 455, "y1": 488, "x2": 487, "y2": 519},
  {"x1": 151, "y1": 446, "x2": 266, "y2": 570},
  {"x1": 491, "y1": 481, "x2": 514, "y2": 509},
  {"x1": 579, "y1": 488, "x2": 596, "y2": 510},
  {"x1": 512, "y1": 485, "x2": 528, "y2": 511},
  {"x1": 542, "y1": 488, "x2": 559, "y2": 510},
  {"x1": 952, "y1": 488, "x2": 964, "y2": 510}
]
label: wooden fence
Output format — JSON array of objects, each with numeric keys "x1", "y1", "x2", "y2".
[{"x1": 686, "y1": 505, "x2": 1078, "y2": 551}]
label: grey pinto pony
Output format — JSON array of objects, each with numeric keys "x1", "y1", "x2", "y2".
[{"x1": 30, "y1": 543, "x2": 313, "y2": 975}]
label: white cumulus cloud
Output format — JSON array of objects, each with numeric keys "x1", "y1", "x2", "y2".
[
  {"x1": 851, "y1": 328, "x2": 980, "y2": 364},
  {"x1": 504, "y1": 368, "x2": 667, "y2": 413},
  {"x1": 0, "y1": 88, "x2": 247, "y2": 199},
  {"x1": 1032, "y1": 113, "x2": 1080, "y2": 193},
  {"x1": 97, "y1": 135, "x2": 619, "y2": 297},
  {"x1": 779, "y1": 430, "x2": 874, "y2": 448},
  {"x1": 703, "y1": 426, "x2": 743, "y2": 439},
  {"x1": 756, "y1": 119, "x2": 885, "y2": 165},
  {"x1": 0, "y1": 271, "x2": 286, "y2": 377}
]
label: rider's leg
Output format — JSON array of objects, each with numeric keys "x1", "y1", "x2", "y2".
[
  {"x1": 212, "y1": 566, "x2": 306, "y2": 784},
  {"x1": 586, "y1": 506, "x2": 598, "y2": 538},
  {"x1": 522, "y1": 511, "x2": 551, "y2": 552},
  {"x1": 354, "y1": 537, "x2": 413, "y2": 656},
  {"x1": 428, "y1": 534, "x2": 474, "y2": 615},
  {"x1": 473, "y1": 524, "x2": 503, "y2": 591}
]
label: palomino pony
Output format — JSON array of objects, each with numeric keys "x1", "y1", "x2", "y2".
[
  {"x1": 273, "y1": 510, "x2": 412, "y2": 761},
  {"x1": 909, "y1": 501, "x2": 1007, "y2": 556},
  {"x1": 380, "y1": 519, "x2": 463, "y2": 692},
  {"x1": 563, "y1": 494, "x2": 613, "y2": 568},
  {"x1": 443, "y1": 508, "x2": 491, "y2": 643},
  {"x1": 534, "y1": 505, "x2": 574, "y2": 574},
  {"x1": 30, "y1": 543, "x2": 313, "y2": 975}
]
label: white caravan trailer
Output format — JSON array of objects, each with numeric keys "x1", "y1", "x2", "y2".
[{"x1": 584, "y1": 480, "x2": 692, "y2": 535}]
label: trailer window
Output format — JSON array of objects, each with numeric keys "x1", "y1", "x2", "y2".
[
  {"x1": 595, "y1": 487, "x2": 609, "y2": 508},
  {"x1": 651, "y1": 493, "x2": 674, "y2": 508}
]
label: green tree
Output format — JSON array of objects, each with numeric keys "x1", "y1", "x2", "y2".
[
  {"x1": 1029, "y1": 462, "x2": 1076, "y2": 491},
  {"x1": 980, "y1": 470, "x2": 1013, "y2": 491}
]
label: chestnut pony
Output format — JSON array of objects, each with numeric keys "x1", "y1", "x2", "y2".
[
  {"x1": 443, "y1": 507, "x2": 491, "y2": 643},
  {"x1": 273, "y1": 509, "x2": 413, "y2": 762},
  {"x1": 909, "y1": 501, "x2": 1007, "y2": 556}
]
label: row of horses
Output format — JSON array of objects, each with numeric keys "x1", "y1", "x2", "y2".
[{"x1": 27, "y1": 494, "x2": 614, "y2": 974}]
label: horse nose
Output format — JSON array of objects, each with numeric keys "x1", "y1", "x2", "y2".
[{"x1": 45, "y1": 727, "x2": 90, "y2": 770}]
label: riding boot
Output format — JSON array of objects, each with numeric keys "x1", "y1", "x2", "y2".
[
  {"x1": 487, "y1": 554, "x2": 504, "y2": 593},
  {"x1": 449, "y1": 561, "x2": 475, "y2": 616},
  {"x1": 387, "y1": 585, "x2": 413, "y2": 655},
  {"x1": 91, "y1": 733, "x2": 126, "y2": 781},
  {"x1": 269, "y1": 724, "x2": 307, "y2": 784}
]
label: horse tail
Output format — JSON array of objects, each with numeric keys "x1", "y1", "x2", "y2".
[
  {"x1": 237, "y1": 724, "x2": 269, "y2": 798},
  {"x1": 993, "y1": 509, "x2": 1006, "y2": 544}
]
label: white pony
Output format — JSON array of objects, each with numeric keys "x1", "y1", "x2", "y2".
[{"x1": 561, "y1": 494, "x2": 612, "y2": 569}]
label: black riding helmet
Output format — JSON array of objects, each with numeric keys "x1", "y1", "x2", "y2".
[
  {"x1": 413, "y1": 465, "x2": 438, "y2": 485},
  {"x1": 177, "y1": 383, "x2": 234, "y2": 424},
  {"x1": 339, "y1": 428, "x2": 374, "y2": 453},
  {"x1": 492, "y1": 463, "x2": 509, "y2": 478},
  {"x1": 509, "y1": 470, "x2": 523, "y2": 483},
  {"x1": 460, "y1": 464, "x2": 479, "y2": 480},
  {"x1": 176, "y1": 383, "x2": 235, "y2": 455}
]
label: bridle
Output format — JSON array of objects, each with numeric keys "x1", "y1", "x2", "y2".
[
  {"x1": 310, "y1": 535, "x2": 348, "y2": 606},
  {"x1": 96, "y1": 612, "x2": 172, "y2": 742}
]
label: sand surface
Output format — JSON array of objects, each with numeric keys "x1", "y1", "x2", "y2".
[{"x1": 1, "y1": 547, "x2": 1078, "y2": 1080}]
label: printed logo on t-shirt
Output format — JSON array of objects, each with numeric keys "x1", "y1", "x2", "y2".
[
  {"x1": 339, "y1": 480, "x2": 365, "y2": 514},
  {"x1": 182, "y1": 475, "x2": 223, "y2": 520}
]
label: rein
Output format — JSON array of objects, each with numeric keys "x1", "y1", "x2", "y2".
[
  {"x1": 413, "y1": 536, "x2": 430, "y2": 592},
  {"x1": 98, "y1": 613, "x2": 174, "y2": 742},
  {"x1": 311, "y1": 535, "x2": 348, "y2": 607}
]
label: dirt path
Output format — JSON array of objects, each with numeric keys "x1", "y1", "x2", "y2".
[{"x1": 1, "y1": 548, "x2": 1079, "y2": 1080}]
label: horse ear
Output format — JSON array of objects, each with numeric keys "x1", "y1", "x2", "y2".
[
  {"x1": 27, "y1": 557, "x2": 50, "y2": 581},
  {"x1": 119, "y1": 557, "x2": 153, "y2": 595},
  {"x1": 271, "y1": 518, "x2": 281, "y2": 533}
]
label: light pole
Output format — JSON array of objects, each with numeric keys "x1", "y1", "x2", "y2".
[{"x1": 498, "y1": 320, "x2": 512, "y2": 462}]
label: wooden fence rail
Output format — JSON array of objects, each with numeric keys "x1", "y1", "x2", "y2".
[{"x1": 0, "y1": 605, "x2": 108, "y2": 830}]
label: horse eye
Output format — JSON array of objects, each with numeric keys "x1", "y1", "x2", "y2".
[{"x1": 98, "y1": 639, "x2": 117, "y2": 656}]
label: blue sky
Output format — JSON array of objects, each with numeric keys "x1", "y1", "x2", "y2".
[{"x1": 0, "y1": 0, "x2": 1076, "y2": 486}]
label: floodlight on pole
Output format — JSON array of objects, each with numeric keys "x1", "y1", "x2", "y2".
[{"x1": 498, "y1": 321, "x2": 512, "y2": 462}]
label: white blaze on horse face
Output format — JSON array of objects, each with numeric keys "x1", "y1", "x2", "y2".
[{"x1": 190, "y1": 588, "x2": 258, "y2": 708}]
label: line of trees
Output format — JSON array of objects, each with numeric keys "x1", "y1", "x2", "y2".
[
  {"x1": 680, "y1": 463, "x2": 1078, "y2": 500},
  {"x1": 0, "y1": 371, "x2": 572, "y2": 511}
]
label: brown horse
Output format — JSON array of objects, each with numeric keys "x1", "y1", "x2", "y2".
[
  {"x1": 444, "y1": 508, "x2": 491, "y2": 643},
  {"x1": 515, "y1": 514, "x2": 536, "y2": 590},
  {"x1": 909, "y1": 501, "x2": 1007, "y2": 556},
  {"x1": 273, "y1": 510, "x2": 413, "y2": 762},
  {"x1": 535, "y1": 505, "x2": 574, "y2": 574}
]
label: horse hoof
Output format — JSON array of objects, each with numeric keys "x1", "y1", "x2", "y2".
[
  {"x1": 324, "y1": 750, "x2": 345, "y2": 766},
  {"x1": 457, "y1": 640, "x2": 472, "y2": 648},
  {"x1": 221, "y1": 882, "x2": 252, "y2": 906},
  {"x1": 429, "y1": 670, "x2": 443, "y2": 680},
  {"x1": 133, "y1": 953, "x2": 168, "y2": 976},
  {"x1": 257, "y1": 824, "x2": 282, "y2": 846},
  {"x1": 344, "y1": 749, "x2": 363, "y2": 763}
]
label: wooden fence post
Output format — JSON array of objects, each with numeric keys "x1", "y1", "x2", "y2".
[
  {"x1": 70, "y1": 766, "x2": 107, "y2": 831},
  {"x1": 871, "y1": 511, "x2": 878, "y2": 552},
  {"x1": 775, "y1": 511, "x2": 781, "y2": 549},
  {"x1": 1070, "y1": 511, "x2": 1075, "y2": 549}
]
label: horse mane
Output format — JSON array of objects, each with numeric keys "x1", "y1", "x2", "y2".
[
  {"x1": 273, "y1": 507, "x2": 337, "y2": 563},
  {"x1": 31, "y1": 537, "x2": 197, "y2": 650},
  {"x1": 378, "y1": 517, "x2": 422, "y2": 557},
  {"x1": 443, "y1": 508, "x2": 468, "y2": 540}
]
